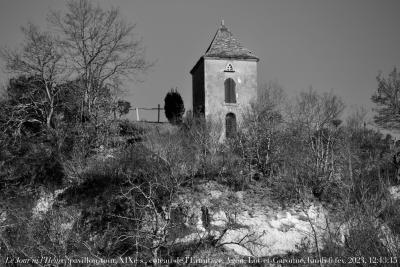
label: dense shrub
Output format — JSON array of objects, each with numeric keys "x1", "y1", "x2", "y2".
[
  {"x1": 118, "y1": 119, "x2": 146, "y2": 137},
  {"x1": 164, "y1": 88, "x2": 185, "y2": 125},
  {"x1": 3, "y1": 74, "x2": 400, "y2": 263}
]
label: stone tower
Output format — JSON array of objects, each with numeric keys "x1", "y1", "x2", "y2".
[{"x1": 190, "y1": 21, "x2": 259, "y2": 138}]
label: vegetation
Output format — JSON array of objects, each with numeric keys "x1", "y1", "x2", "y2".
[
  {"x1": 371, "y1": 67, "x2": 400, "y2": 130},
  {"x1": 164, "y1": 88, "x2": 185, "y2": 125},
  {"x1": 116, "y1": 100, "x2": 132, "y2": 118},
  {"x1": 1, "y1": 0, "x2": 400, "y2": 265},
  {"x1": 3, "y1": 69, "x2": 399, "y2": 263}
]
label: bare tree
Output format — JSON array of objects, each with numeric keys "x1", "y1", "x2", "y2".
[
  {"x1": 1, "y1": 23, "x2": 65, "y2": 128},
  {"x1": 371, "y1": 67, "x2": 400, "y2": 130},
  {"x1": 187, "y1": 117, "x2": 223, "y2": 179},
  {"x1": 237, "y1": 81, "x2": 286, "y2": 177},
  {"x1": 48, "y1": 0, "x2": 152, "y2": 122},
  {"x1": 285, "y1": 88, "x2": 345, "y2": 200},
  {"x1": 289, "y1": 87, "x2": 344, "y2": 134}
]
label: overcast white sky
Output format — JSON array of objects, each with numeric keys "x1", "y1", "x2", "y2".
[{"x1": 1, "y1": 0, "x2": 400, "y2": 122}]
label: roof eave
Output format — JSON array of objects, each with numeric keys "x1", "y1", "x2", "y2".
[{"x1": 203, "y1": 55, "x2": 259, "y2": 62}]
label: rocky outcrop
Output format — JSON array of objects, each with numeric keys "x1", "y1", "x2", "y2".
[{"x1": 171, "y1": 181, "x2": 328, "y2": 257}]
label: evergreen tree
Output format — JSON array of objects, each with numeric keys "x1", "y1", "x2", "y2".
[
  {"x1": 164, "y1": 88, "x2": 185, "y2": 124},
  {"x1": 117, "y1": 100, "x2": 131, "y2": 117}
]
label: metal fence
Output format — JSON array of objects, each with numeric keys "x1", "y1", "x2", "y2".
[{"x1": 130, "y1": 104, "x2": 165, "y2": 122}]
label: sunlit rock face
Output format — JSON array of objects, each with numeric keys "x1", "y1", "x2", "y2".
[
  {"x1": 389, "y1": 185, "x2": 400, "y2": 200},
  {"x1": 31, "y1": 188, "x2": 80, "y2": 249},
  {"x1": 170, "y1": 181, "x2": 328, "y2": 257},
  {"x1": 32, "y1": 190, "x2": 58, "y2": 219}
]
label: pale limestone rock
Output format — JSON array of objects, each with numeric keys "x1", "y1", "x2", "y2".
[{"x1": 174, "y1": 181, "x2": 328, "y2": 257}]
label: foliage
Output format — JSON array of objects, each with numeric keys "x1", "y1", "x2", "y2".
[
  {"x1": 118, "y1": 119, "x2": 145, "y2": 139},
  {"x1": 48, "y1": 0, "x2": 152, "y2": 121},
  {"x1": 2, "y1": 80, "x2": 399, "y2": 262},
  {"x1": 0, "y1": 76, "x2": 47, "y2": 139},
  {"x1": 164, "y1": 88, "x2": 185, "y2": 125},
  {"x1": 57, "y1": 136, "x2": 192, "y2": 261},
  {"x1": 234, "y1": 82, "x2": 286, "y2": 177},
  {"x1": 0, "y1": 77, "x2": 67, "y2": 189},
  {"x1": 2, "y1": 28, "x2": 400, "y2": 263},
  {"x1": 0, "y1": 0, "x2": 155, "y2": 262},
  {"x1": 371, "y1": 67, "x2": 400, "y2": 130},
  {"x1": 116, "y1": 100, "x2": 131, "y2": 117},
  {"x1": 1, "y1": 23, "x2": 65, "y2": 128},
  {"x1": 284, "y1": 88, "x2": 345, "y2": 201}
]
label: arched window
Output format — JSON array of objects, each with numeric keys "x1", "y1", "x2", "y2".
[
  {"x1": 224, "y1": 78, "x2": 236, "y2": 103},
  {"x1": 226, "y1": 113, "x2": 237, "y2": 138}
]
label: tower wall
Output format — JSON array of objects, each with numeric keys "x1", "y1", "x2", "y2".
[
  {"x1": 191, "y1": 59, "x2": 205, "y2": 117},
  {"x1": 204, "y1": 58, "x2": 258, "y2": 126}
]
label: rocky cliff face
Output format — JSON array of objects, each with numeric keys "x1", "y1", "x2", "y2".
[
  {"x1": 169, "y1": 181, "x2": 328, "y2": 257},
  {"x1": 19, "y1": 180, "x2": 332, "y2": 259},
  {"x1": 21, "y1": 182, "x2": 400, "y2": 260}
]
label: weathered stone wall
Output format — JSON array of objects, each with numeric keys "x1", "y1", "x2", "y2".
[
  {"x1": 191, "y1": 59, "x2": 205, "y2": 117},
  {"x1": 204, "y1": 58, "x2": 257, "y2": 135}
]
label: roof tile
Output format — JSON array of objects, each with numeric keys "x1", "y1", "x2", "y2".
[{"x1": 204, "y1": 24, "x2": 258, "y2": 60}]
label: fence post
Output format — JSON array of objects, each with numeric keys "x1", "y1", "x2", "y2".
[
  {"x1": 136, "y1": 107, "x2": 140, "y2": 121},
  {"x1": 157, "y1": 104, "x2": 160, "y2": 123}
]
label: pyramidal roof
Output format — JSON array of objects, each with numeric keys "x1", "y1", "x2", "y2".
[{"x1": 204, "y1": 22, "x2": 258, "y2": 60}]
